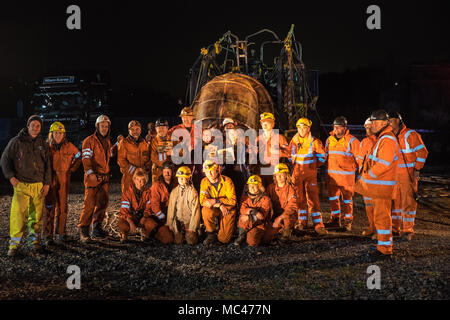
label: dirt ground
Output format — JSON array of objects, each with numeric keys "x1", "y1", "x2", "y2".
[{"x1": 0, "y1": 177, "x2": 448, "y2": 300}]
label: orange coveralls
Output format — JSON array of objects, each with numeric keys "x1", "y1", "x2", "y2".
[
  {"x1": 392, "y1": 125, "x2": 428, "y2": 234},
  {"x1": 79, "y1": 134, "x2": 111, "y2": 228},
  {"x1": 237, "y1": 192, "x2": 272, "y2": 246},
  {"x1": 288, "y1": 133, "x2": 326, "y2": 229},
  {"x1": 45, "y1": 141, "x2": 81, "y2": 236},
  {"x1": 150, "y1": 135, "x2": 172, "y2": 183},
  {"x1": 199, "y1": 174, "x2": 237, "y2": 244},
  {"x1": 117, "y1": 136, "x2": 151, "y2": 193},
  {"x1": 357, "y1": 126, "x2": 399, "y2": 255},
  {"x1": 357, "y1": 135, "x2": 377, "y2": 233},
  {"x1": 325, "y1": 130, "x2": 360, "y2": 222}
]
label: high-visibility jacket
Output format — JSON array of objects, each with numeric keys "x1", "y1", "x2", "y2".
[
  {"x1": 239, "y1": 192, "x2": 272, "y2": 228},
  {"x1": 49, "y1": 141, "x2": 81, "y2": 174},
  {"x1": 168, "y1": 123, "x2": 195, "y2": 150},
  {"x1": 266, "y1": 182, "x2": 297, "y2": 219},
  {"x1": 199, "y1": 174, "x2": 237, "y2": 208},
  {"x1": 325, "y1": 130, "x2": 360, "y2": 186},
  {"x1": 120, "y1": 185, "x2": 151, "y2": 221},
  {"x1": 357, "y1": 135, "x2": 377, "y2": 168},
  {"x1": 288, "y1": 133, "x2": 326, "y2": 178},
  {"x1": 149, "y1": 178, "x2": 177, "y2": 220},
  {"x1": 358, "y1": 126, "x2": 399, "y2": 199},
  {"x1": 396, "y1": 125, "x2": 428, "y2": 179},
  {"x1": 150, "y1": 135, "x2": 172, "y2": 168},
  {"x1": 81, "y1": 133, "x2": 111, "y2": 176},
  {"x1": 256, "y1": 131, "x2": 290, "y2": 165},
  {"x1": 117, "y1": 136, "x2": 151, "y2": 176}
]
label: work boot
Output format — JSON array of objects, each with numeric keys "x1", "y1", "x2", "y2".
[
  {"x1": 120, "y1": 233, "x2": 127, "y2": 243},
  {"x1": 368, "y1": 249, "x2": 393, "y2": 262},
  {"x1": 92, "y1": 225, "x2": 108, "y2": 239},
  {"x1": 279, "y1": 229, "x2": 292, "y2": 242},
  {"x1": 315, "y1": 227, "x2": 328, "y2": 235},
  {"x1": 55, "y1": 234, "x2": 67, "y2": 244},
  {"x1": 233, "y1": 228, "x2": 247, "y2": 246},
  {"x1": 7, "y1": 246, "x2": 18, "y2": 257},
  {"x1": 342, "y1": 220, "x2": 352, "y2": 232},
  {"x1": 362, "y1": 229, "x2": 375, "y2": 237},
  {"x1": 174, "y1": 232, "x2": 184, "y2": 244},
  {"x1": 392, "y1": 231, "x2": 401, "y2": 237},
  {"x1": 79, "y1": 226, "x2": 91, "y2": 243},
  {"x1": 327, "y1": 217, "x2": 341, "y2": 228},
  {"x1": 294, "y1": 221, "x2": 306, "y2": 231},
  {"x1": 371, "y1": 233, "x2": 378, "y2": 240},
  {"x1": 42, "y1": 236, "x2": 55, "y2": 247},
  {"x1": 203, "y1": 232, "x2": 217, "y2": 245}
]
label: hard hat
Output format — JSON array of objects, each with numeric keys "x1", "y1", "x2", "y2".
[
  {"x1": 128, "y1": 120, "x2": 141, "y2": 129},
  {"x1": 96, "y1": 115, "x2": 111, "y2": 127},
  {"x1": 179, "y1": 107, "x2": 194, "y2": 117},
  {"x1": 296, "y1": 118, "x2": 312, "y2": 127},
  {"x1": 388, "y1": 111, "x2": 403, "y2": 122},
  {"x1": 222, "y1": 118, "x2": 235, "y2": 127},
  {"x1": 260, "y1": 112, "x2": 275, "y2": 122},
  {"x1": 370, "y1": 109, "x2": 389, "y2": 121},
  {"x1": 273, "y1": 163, "x2": 289, "y2": 174},
  {"x1": 161, "y1": 160, "x2": 175, "y2": 171},
  {"x1": 247, "y1": 175, "x2": 262, "y2": 185},
  {"x1": 155, "y1": 118, "x2": 169, "y2": 127},
  {"x1": 49, "y1": 121, "x2": 66, "y2": 133},
  {"x1": 176, "y1": 166, "x2": 192, "y2": 178},
  {"x1": 364, "y1": 118, "x2": 372, "y2": 126},
  {"x1": 333, "y1": 116, "x2": 348, "y2": 127},
  {"x1": 202, "y1": 159, "x2": 218, "y2": 172}
]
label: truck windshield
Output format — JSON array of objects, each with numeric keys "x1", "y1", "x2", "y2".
[{"x1": 33, "y1": 91, "x2": 84, "y2": 113}]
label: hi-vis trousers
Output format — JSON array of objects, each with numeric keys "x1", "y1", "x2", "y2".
[{"x1": 9, "y1": 181, "x2": 44, "y2": 249}]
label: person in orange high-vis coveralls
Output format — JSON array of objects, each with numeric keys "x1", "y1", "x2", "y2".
[
  {"x1": 200, "y1": 159, "x2": 237, "y2": 245},
  {"x1": 44, "y1": 122, "x2": 81, "y2": 244},
  {"x1": 150, "y1": 118, "x2": 173, "y2": 184},
  {"x1": 389, "y1": 111, "x2": 428, "y2": 240},
  {"x1": 288, "y1": 118, "x2": 328, "y2": 235},
  {"x1": 325, "y1": 116, "x2": 360, "y2": 231},
  {"x1": 357, "y1": 118, "x2": 378, "y2": 238},
  {"x1": 356, "y1": 110, "x2": 399, "y2": 259},
  {"x1": 117, "y1": 120, "x2": 151, "y2": 193},
  {"x1": 234, "y1": 175, "x2": 272, "y2": 247},
  {"x1": 78, "y1": 115, "x2": 112, "y2": 242}
]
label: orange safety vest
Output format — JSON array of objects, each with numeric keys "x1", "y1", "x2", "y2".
[
  {"x1": 288, "y1": 133, "x2": 326, "y2": 176},
  {"x1": 396, "y1": 125, "x2": 428, "y2": 177},
  {"x1": 357, "y1": 135, "x2": 377, "y2": 168}
]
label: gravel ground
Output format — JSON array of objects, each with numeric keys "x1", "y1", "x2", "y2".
[{"x1": 0, "y1": 179, "x2": 449, "y2": 300}]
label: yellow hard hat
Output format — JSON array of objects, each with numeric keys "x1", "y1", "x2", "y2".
[
  {"x1": 273, "y1": 163, "x2": 289, "y2": 174},
  {"x1": 176, "y1": 166, "x2": 192, "y2": 178},
  {"x1": 179, "y1": 107, "x2": 194, "y2": 117},
  {"x1": 260, "y1": 112, "x2": 275, "y2": 122},
  {"x1": 49, "y1": 121, "x2": 66, "y2": 133},
  {"x1": 202, "y1": 159, "x2": 218, "y2": 172},
  {"x1": 247, "y1": 175, "x2": 262, "y2": 185},
  {"x1": 128, "y1": 120, "x2": 141, "y2": 129},
  {"x1": 296, "y1": 118, "x2": 312, "y2": 127}
]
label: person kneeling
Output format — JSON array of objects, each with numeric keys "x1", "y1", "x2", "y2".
[
  {"x1": 235, "y1": 175, "x2": 272, "y2": 247},
  {"x1": 166, "y1": 166, "x2": 201, "y2": 245}
]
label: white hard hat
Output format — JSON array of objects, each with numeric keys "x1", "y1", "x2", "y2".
[
  {"x1": 364, "y1": 118, "x2": 372, "y2": 126},
  {"x1": 222, "y1": 118, "x2": 235, "y2": 127},
  {"x1": 96, "y1": 115, "x2": 111, "y2": 126}
]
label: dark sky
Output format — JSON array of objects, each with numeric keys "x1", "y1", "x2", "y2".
[{"x1": 1, "y1": 0, "x2": 448, "y2": 99}]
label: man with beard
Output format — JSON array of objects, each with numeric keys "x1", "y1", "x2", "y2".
[{"x1": 78, "y1": 115, "x2": 112, "y2": 242}]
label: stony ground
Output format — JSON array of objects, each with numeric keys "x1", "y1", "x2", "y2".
[{"x1": 0, "y1": 177, "x2": 449, "y2": 300}]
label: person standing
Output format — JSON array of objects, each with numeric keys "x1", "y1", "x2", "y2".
[
  {"x1": 43, "y1": 122, "x2": 81, "y2": 244},
  {"x1": 150, "y1": 118, "x2": 173, "y2": 183},
  {"x1": 356, "y1": 109, "x2": 399, "y2": 260},
  {"x1": 1, "y1": 115, "x2": 51, "y2": 256},
  {"x1": 389, "y1": 111, "x2": 428, "y2": 240},
  {"x1": 324, "y1": 116, "x2": 360, "y2": 231},
  {"x1": 78, "y1": 115, "x2": 112, "y2": 242}
]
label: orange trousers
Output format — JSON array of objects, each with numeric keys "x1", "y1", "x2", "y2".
[
  {"x1": 363, "y1": 196, "x2": 375, "y2": 233},
  {"x1": 293, "y1": 175, "x2": 324, "y2": 229},
  {"x1": 78, "y1": 183, "x2": 109, "y2": 228},
  {"x1": 373, "y1": 198, "x2": 393, "y2": 255},
  {"x1": 118, "y1": 217, "x2": 173, "y2": 244},
  {"x1": 202, "y1": 207, "x2": 236, "y2": 244},
  {"x1": 328, "y1": 184, "x2": 354, "y2": 221},
  {"x1": 392, "y1": 179, "x2": 418, "y2": 234},
  {"x1": 44, "y1": 172, "x2": 71, "y2": 236}
]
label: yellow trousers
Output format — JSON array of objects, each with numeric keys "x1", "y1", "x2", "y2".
[{"x1": 9, "y1": 181, "x2": 44, "y2": 249}]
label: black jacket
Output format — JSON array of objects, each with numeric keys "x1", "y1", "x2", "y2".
[{"x1": 1, "y1": 128, "x2": 51, "y2": 185}]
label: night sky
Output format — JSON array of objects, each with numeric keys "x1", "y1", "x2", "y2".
[{"x1": 1, "y1": 0, "x2": 448, "y2": 99}]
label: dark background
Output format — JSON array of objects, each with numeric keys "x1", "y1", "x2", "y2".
[{"x1": 0, "y1": 1, "x2": 449, "y2": 166}]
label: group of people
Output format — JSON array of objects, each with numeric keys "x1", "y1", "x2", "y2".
[{"x1": 1, "y1": 106, "x2": 428, "y2": 260}]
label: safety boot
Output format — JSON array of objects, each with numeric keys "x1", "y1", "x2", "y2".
[
  {"x1": 79, "y1": 226, "x2": 92, "y2": 243},
  {"x1": 315, "y1": 227, "x2": 328, "y2": 235},
  {"x1": 327, "y1": 217, "x2": 341, "y2": 228},
  {"x1": 342, "y1": 220, "x2": 352, "y2": 232},
  {"x1": 279, "y1": 229, "x2": 292, "y2": 242},
  {"x1": 55, "y1": 234, "x2": 67, "y2": 244},
  {"x1": 233, "y1": 228, "x2": 247, "y2": 246},
  {"x1": 120, "y1": 233, "x2": 127, "y2": 243},
  {"x1": 362, "y1": 229, "x2": 375, "y2": 237},
  {"x1": 7, "y1": 246, "x2": 18, "y2": 257},
  {"x1": 203, "y1": 232, "x2": 217, "y2": 245},
  {"x1": 92, "y1": 225, "x2": 108, "y2": 239}
]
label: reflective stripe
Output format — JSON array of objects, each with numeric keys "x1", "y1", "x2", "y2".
[
  {"x1": 368, "y1": 154, "x2": 390, "y2": 166},
  {"x1": 86, "y1": 169, "x2": 94, "y2": 175},
  {"x1": 311, "y1": 212, "x2": 321, "y2": 217},
  {"x1": 405, "y1": 211, "x2": 416, "y2": 215},
  {"x1": 74, "y1": 152, "x2": 81, "y2": 159},
  {"x1": 122, "y1": 201, "x2": 130, "y2": 204},
  {"x1": 416, "y1": 157, "x2": 426, "y2": 163},
  {"x1": 313, "y1": 218, "x2": 322, "y2": 224},
  {"x1": 298, "y1": 210, "x2": 307, "y2": 214},
  {"x1": 317, "y1": 157, "x2": 326, "y2": 163},
  {"x1": 329, "y1": 196, "x2": 339, "y2": 201},
  {"x1": 331, "y1": 210, "x2": 341, "y2": 214},
  {"x1": 378, "y1": 240, "x2": 392, "y2": 246},
  {"x1": 146, "y1": 201, "x2": 151, "y2": 204},
  {"x1": 299, "y1": 216, "x2": 307, "y2": 220},
  {"x1": 327, "y1": 169, "x2": 355, "y2": 175},
  {"x1": 361, "y1": 177, "x2": 396, "y2": 186},
  {"x1": 296, "y1": 160, "x2": 315, "y2": 165},
  {"x1": 156, "y1": 211, "x2": 166, "y2": 219},
  {"x1": 11, "y1": 237, "x2": 21, "y2": 242},
  {"x1": 345, "y1": 214, "x2": 352, "y2": 218},
  {"x1": 295, "y1": 153, "x2": 313, "y2": 158},
  {"x1": 328, "y1": 150, "x2": 353, "y2": 157},
  {"x1": 391, "y1": 209, "x2": 402, "y2": 213},
  {"x1": 377, "y1": 229, "x2": 391, "y2": 235},
  {"x1": 363, "y1": 197, "x2": 372, "y2": 200},
  {"x1": 46, "y1": 205, "x2": 54, "y2": 209},
  {"x1": 121, "y1": 205, "x2": 130, "y2": 209},
  {"x1": 343, "y1": 199, "x2": 352, "y2": 204},
  {"x1": 399, "y1": 163, "x2": 415, "y2": 168},
  {"x1": 413, "y1": 144, "x2": 425, "y2": 152},
  {"x1": 391, "y1": 216, "x2": 402, "y2": 220},
  {"x1": 403, "y1": 218, "x2": 415, "y2": 222},
  {"x1": 200, "y1": 191, "x2": 208, "y2": 194},
  {"x1": 347, "y1": 137, "x2": 356, "y2": 153},
  {"x1": 368, "y1": 170, "x2": 377, "y2": 178},
  {"x1": 316, "y1": 153, "x2": 326, "y2": 158}
]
